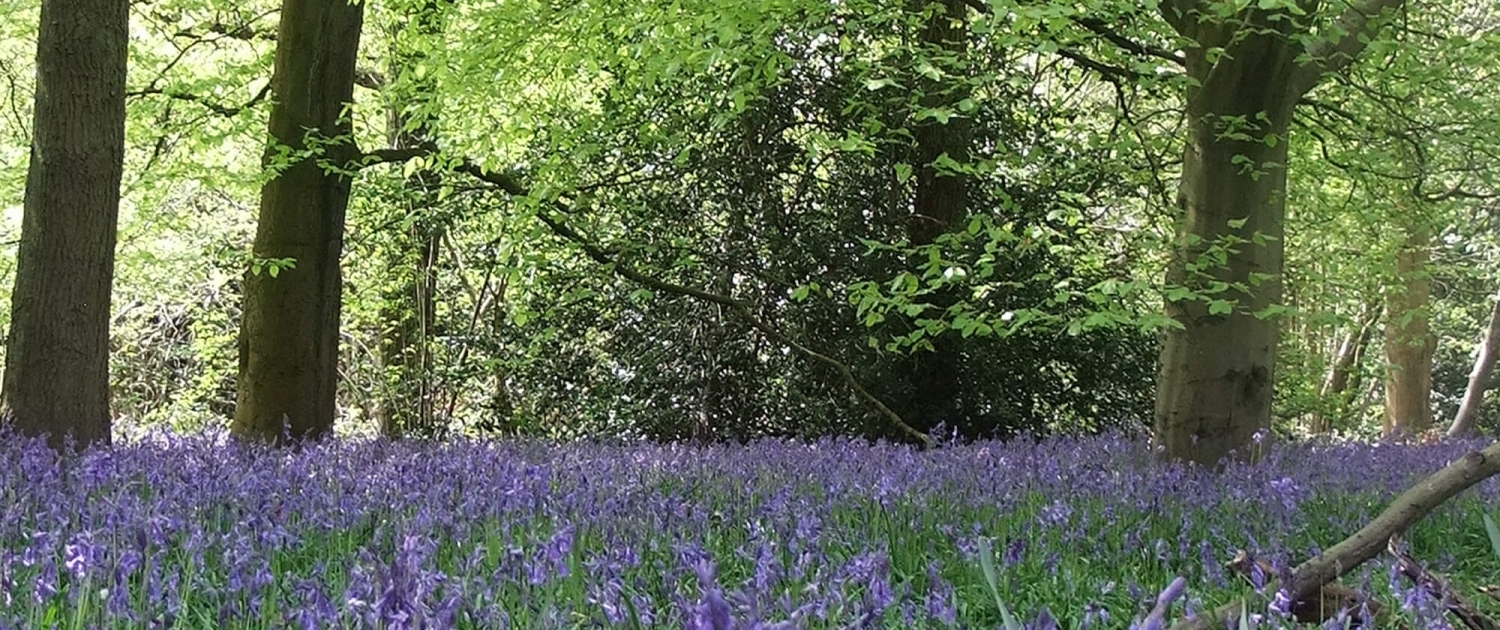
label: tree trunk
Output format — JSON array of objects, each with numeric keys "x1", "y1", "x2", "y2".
[
  {"x1": 898, "y1": 0, "x2": 970, "y2": 436},
  {"x1": 1153, "y1": 0, "x2": 1400, "y2": 465},
  {"x1": 1154, "y1": 52, "x2": 1297, "y2": 466},
  {"x1": 1311, "y1": 300, "x2": 1380, "y2": 433},
  {"x1": 1, "y1": 0, "x2": 129, "y2": 450},
  {"x1": 233, "y1": 0, "x2": 364, "y2": 444},
  {"x1": 1447, "y1": 287, "x2": 1500, "y2": 437},
  {"x1": 376, "y1": 233, "x2": 439, "y2": 439},
  {"x1": 1383, "y1": 228, "x2": 1435, "y2": 436}
]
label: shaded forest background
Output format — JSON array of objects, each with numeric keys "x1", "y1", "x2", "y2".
[{"x1": 0, "y1": 0, "x2": 1497, "y2": 451}]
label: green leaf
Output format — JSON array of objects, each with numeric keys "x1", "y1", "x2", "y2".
[
  {"x1": 977, "y1": 538, "x2": 1024, "y2": 630},
  {"x1": 1483, "y1": 513, "x2": 1500, "y2": 561},
  {"x1": 895, "y1": 163, "x2": 913, "y2": 184},
  {"x1": 1208, "y1": 300, "x2": 1235, "y2": 315},
  {"x1": 917, "y1": 107, "x2": 953, "y2": 124}
]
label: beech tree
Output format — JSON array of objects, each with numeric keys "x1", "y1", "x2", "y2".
[
  {"x1": 1, "y1": 0, "x2": 129, "y2": 449},
  {"x1": 233, "y1": 0, "x2": 365, "y2": 443},
  {"x1": 1383, "y1": 224, "x2": 1436, "y2": 435},
  {"x1": 897, "y1": 0, "x2": 972, "y2": 435},
  {"x1": 1154, "y1": 0, "x2": 1403, "y2": 465}
]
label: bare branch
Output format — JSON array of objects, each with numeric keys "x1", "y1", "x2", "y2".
[
  {"x1": 1055, "y1": 48, "x2": 1146, "y2": 80},
  {"x1": 172, "y1": 22, "x2": 275, "y2": 42},
  {"x1": 1389, "y1": 534, "x2": 1500, "y2": 630}
]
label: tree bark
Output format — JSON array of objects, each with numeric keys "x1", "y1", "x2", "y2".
[
  {"x1": 898, "y1": 0, "x2": 971, "y2": 436},
  {"x1": 233, "y1": 0, "x2": 364, "y2": 444},
  {"x1": 1, "y1": 0, "x2": 129, "y2": 450},
  {"x1": 1154, "y1": 53, "x2": 1295, "y2": 466},
  {"x1": 1383, "y1": 228, "x2": 1435, "y2": 436},
  {"x1": 1447, "y1": 287, "x2": 1500, "y2": 437},
  {"x1": 1154, "y1": 0, "x2": 1401, "y2": 465}
]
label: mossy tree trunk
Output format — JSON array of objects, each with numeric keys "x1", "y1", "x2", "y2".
[
  {"x1": 233, "y1": 0, "x2": 365, "y2": 444},
  {"x1": 1, "y1": 0, "x2": 129, "y2": 450}
]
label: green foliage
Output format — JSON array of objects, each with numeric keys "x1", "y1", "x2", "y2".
[{"x1": 1, "y1": 0, "x2": 1497, "y2": 442}]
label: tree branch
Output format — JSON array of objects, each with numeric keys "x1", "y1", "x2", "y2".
[
  {"x1": 354, "y1": 67, "x2": 387, "y2": 90},
  {"x1": 1389, "y1": 534, "x2": 1500, "y2": 630},
  {"x1": 125, "y1": 82, "x2": 271, "y2": 117},
  {"x1": 1054, "y1": 48, "x2": 1146, "y2": 80},
  {"x1": 172, "y1": 21, "x2": 276, "y2": 42},
  {"x1": 1072, "y1": 17, "x2": 1185, "y2": 65},
  {"x1": 1170, "y1": 440, "x2": 1500, "y2": 630},
  {"x1": 1289, "y1": 0, "x2": 1405, "y2": 97}
]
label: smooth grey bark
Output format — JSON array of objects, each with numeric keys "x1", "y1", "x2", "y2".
[
  {"x1": 1447, "y1": 287, "x2": 1500, "y2": 437},
  {"x1": 1, "y1": 0, "x2": 129, "y2": 450},
  {"x1": 233, "y1": 0, "x2": 365, "y2": 444},
  {"x1": 1383, "y1": 228, "x2": 1435, "y2": 436},
  {"x1": 1154, "y1": 0, "x2": 1403, "y2": 466}
]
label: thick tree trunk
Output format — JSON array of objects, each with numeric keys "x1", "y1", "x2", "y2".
[
  {"x1": 1, "y1": 0, "x2": 129, "y2": 450},
  {"x1": 1311, "y1": 300, "x2": 1380, "y2": 433},
  {"x1": 1153, "y1": 0, "x2": 1401, "y2": 465},
  {"x1": 1383, "y1": 228, "x2": 1435, "y2": 436},
  {"x1": 1447, "y1": 287, "x2": 1500, "y2": 437},
  {"x1": 1154, "y1": 49, "x2": 1297, "y2": 465},
  {"x1": 233, "y1": 0, "x2": 364, "y2": 444},
  {"x1": 898, "y1": 0, "x2": 970, "y2": 436}
]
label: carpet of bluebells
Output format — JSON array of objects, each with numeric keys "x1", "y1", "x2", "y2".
[{"x1": 2, "y1": 429, "x2": 1500, "y2": 630}]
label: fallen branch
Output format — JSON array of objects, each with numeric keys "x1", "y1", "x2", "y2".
[
  {"x1": 1388, "y1": 534, "x2": 1500, "y2": 630},
  {"x1": 1171, "y1": 441, "x2": 1500, "y2": 630},
  {"x1": 1223, "y1": 551, "x2": 1383, "y2": 626}
]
